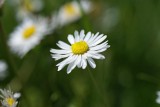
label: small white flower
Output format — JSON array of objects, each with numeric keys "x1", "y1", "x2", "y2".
[
  {"x1": 50, "y1": 30, "x2": 110, "y2": 74},
  {"x1": 54, "y1": 0, "x2": 92, "y2": 26},
  {"x1": 0, "y1": 89, "x2": 20, "y2": 107},
  {"x1": 13, "y1": 93, "x2": 21, "y2": 99},
  {"x1": 156, "y1": 91, "x2": 160, "y2": 104},
  {"x1": 0, "y1": 60, "x2": 8, "y2": 80},
  {"x1": 8, "y1": 17, "x2": 50, "y2": 57},
  {"x1": 13, "y1": 0, "x2": 43, "y2": 20}
]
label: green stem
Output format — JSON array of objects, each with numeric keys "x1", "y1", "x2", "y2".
[
  {"x1": 87, "y1": 68, "x2": 107, "y2": 107},
  {"x1": 137, "y1": 73, "x2": 160, "y2": 85},
  {"x1": 0, "y1": 20, "x2": 17, "y2": 76},
  {"x1": 102, "y1": 60, "x2": 107, "y2": 106}
]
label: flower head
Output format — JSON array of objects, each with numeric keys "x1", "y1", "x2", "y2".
[
  {"x1": 0, "y1": 89, "x2": 21, "y2": 107},
  {"x1": 12, "y1": 0, "x2": 43, "y2": 20},
  {"x1": 55, "y1": 0, "x2": 92, "y2": 26},
  {"x1": 50, "y1": 30, "x2": 110, "y2": 74},
  {"x1": 8, "y1": 17, "x2": 50, "y2": 57}
]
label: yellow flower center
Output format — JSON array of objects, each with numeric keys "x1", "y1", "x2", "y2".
[
  {"x1": 6, "y1": 98, "x2": 15, "y2": 106},
  {"x1": 71, "y1": 41, "x2": 89, "y2": 55},
  {"x1": 23, "y1": 26, "x2": 36, "y2": 39},
  {"x1": 64, "y1": 4, "x2": 76, "y2": 16}
]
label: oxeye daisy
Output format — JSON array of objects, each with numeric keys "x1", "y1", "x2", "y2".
[
  {"x1": 50, "y1": 30, "x2": 110, "y2": 74},
  {"x1": 13, "y1": 0, "x2": 43, "y2": 20},
  {"x1": 55, "y1": 0, "x2": 92, "y2": 26},
  {"x1": 0, "y1": 88, "x2": 21, "y2": 107},
  {"x1": 8, "y1": 17, "x2": 50, "y2": 57}
]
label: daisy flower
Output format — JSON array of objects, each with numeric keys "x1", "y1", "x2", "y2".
[
  {"x1": 8, "y1": 17, "x2": 50, "y2": 57},
  {"x1": 156, "y1": 91, "x2": 160, "y2": 104},
  {"x1": 55, "y1": 0, "x2": 92, "y2": 26},
  {"x1": 0, "y1": 88, "x2": 21, "y2": 107},
  {"x1": 50, "y1": 30, "x2": 110, "y2": 74},
  {"x1": 0, "y1": 60, "x2": 8, "y2": 80},
  {"x1": 11, "y1": 0, "x2": 43, "y2": 20}
]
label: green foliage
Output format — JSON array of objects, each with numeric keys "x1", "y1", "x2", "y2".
[{"x1": 0, "y1": 0, "x2": 160, "y2": 107}]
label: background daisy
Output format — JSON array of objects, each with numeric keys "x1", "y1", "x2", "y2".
[
  {"x1": 8, "y1": 17, "x2": 49, "y2": 57},
  {"x1": 54, "y1": 0, "x2": 92, "y2": 27},
  {"x1": 9, "y1": 0, "x2": 43, "y2": 20},
  {"x1": 0, "y1": 88, "x2": 20, "y2": 107}
]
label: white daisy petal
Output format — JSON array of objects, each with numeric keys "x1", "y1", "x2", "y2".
[
  {"x1": 87, "y1": 57, "x2": 96, "y2": 68},
  {"x1": 88, "y1": 33, "x2": 101, "y2": 45},
  {"x1": 91, "y1": 48, "x2": 107, "y2": 53},
  {"x1": 67, "y1": 55, "x2": 82, "y2": 73},
  {"x1": 89, "y1": 34, "x2": 104, "y2": 45},
  {"x1": 50, "y1": 30, "x2": 110, "y2": 73},
  {"x1": 86, "y1": 52, "x2": 105, "y2": 59},
  {"x1": 92, "y1": 36, "x2": 107, "y2": 46},
  {"x1": 51, "y1": 53, "x2": 71, "y2": 60},
  {"x1": 90, "y1": 41, "x2": 108, "y2": 51},
  {"x1": 87, "y1": 33, "x2": 94, "y2": 44},
  {"x1": 0, "y1": 95, "x2": 4, "y2": 99},
  {"x1": 57, "y1": 55, "x2": 78, "y2": 71},
  {"x1": 74, "y1": 30, "x2": 80, "y2": 42},
  {"x1": 14, "y1": 93, "x2": 21, "y2": 99},
  {"x1": 50, "y1": 49, "x2": 71, "y2": 54},
  {"x1": 77, "y1": 55, "x2": 82, "y2": 68},
  {"x1": 56, "y1": 55, "x2": 74, "y2": 67},
  {"x1": 84, "y1": 32, "x2": 91, "y2": 42},
  {"x1": 58, "y1": 59, "x2": 72, "y2": 71},
  {"x1": 57, "y1": 41, "x2": 71, "y2": 50},
  {"x1": 90, "y1": 35, "x2": 107, "y2": 47},
  {"x1": 80, "y1": 30, "x2": 85, "y2": 40},
  {"x1": 67, "y1": 61, "x2": 77, "y2": 74},
  {"x1": 68, "y1": 34, "x2": 75, "y2": 44},
  {"x1": 82, "y1": 58, "x2": 87, "y2": 69}
]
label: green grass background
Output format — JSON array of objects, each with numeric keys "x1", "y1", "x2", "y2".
[{"x1": 0, "y1": 0, "x2": 160, "y2": 107}]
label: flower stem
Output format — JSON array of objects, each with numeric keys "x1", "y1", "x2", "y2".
[
  {"x1": 87, "y1": 68, "x2": 108, "y2": 107},
  {"x1": 0, "y1": 19, "x2": 17, "y2": 80}
]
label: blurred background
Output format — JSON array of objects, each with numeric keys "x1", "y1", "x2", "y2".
[{"x1": 0, "y1": 0, "x2": 160, "y2": 107}]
